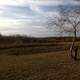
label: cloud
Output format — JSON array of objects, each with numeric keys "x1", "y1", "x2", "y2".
[
  {"x1": 16, "y1": 0, "x2": 63, "y2": 5},
  {"x1": 0, "y1": 0, "x2": 21, "y2": 6},
  {"x1": 29, "y1": 4, "x2": 44, "y2": 14},
  {"x1": 0, "y1": 0, "x2": 62, "y2": 20},
  {"x1": 15, "y1": 0, "x2": 63, "y2": 14},
  {"x1": 0, "y1": 0, "x2": 76, "y2": 37},
  {"x1": 63, "y1": 0, "x2": 80, "y2": 5}
]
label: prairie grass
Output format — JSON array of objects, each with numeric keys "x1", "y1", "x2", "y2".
[{"x1": 0, "y1": 51, "x2": 80, "y2": 80}]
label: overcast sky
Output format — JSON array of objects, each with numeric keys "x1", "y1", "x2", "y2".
[{"x1": 0, "y1": 0, "x2": 79, "y2": 37}]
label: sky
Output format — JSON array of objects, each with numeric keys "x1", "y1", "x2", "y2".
[{"x1": 0, "y1": 0, "x2": 79, "y2": 37}]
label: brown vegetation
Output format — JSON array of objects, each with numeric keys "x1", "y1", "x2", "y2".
[
  {"x1": 0, "y1": 36, "x2": 80, "y2": 79},
  {"x1": 0, "y1": 51, "x2": 80, "y2": 80},
  {"x1": 0, "y1": 36, "x2": 80, "y2": 55}
]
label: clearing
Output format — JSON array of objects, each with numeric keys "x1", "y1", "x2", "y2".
[{"x1": 0, "y1": 51, "x2": 80, "y2": 80}]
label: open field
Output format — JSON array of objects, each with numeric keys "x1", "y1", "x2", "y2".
[
  {"x1": 0, "y1": 36, "x2": 80, "y2": 55},
  {"x1": 0, "y1": 41, "x2": 80, "y2": 55},
  {"x1": 0, "y1": 37, "x2": 80, "y2": 80},
  {"x1": 0, "y1": 51, "x2": 80, "y2": 80}
]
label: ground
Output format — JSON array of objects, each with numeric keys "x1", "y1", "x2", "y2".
[{"x1": 0, "y1": 50, "x2": 80, "y2": 80}]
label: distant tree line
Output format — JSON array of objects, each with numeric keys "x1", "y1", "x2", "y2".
[{"x1": 0, "y1": 34, "x2": 79, "y2": 45}]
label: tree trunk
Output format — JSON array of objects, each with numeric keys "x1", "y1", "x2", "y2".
[
  {"x1": 70, "y1": 30, "x2": 78, "y2": 60},
  {"x1": 74, "y1": 30, "x2": 76, "y2": 42},
  {"x1": 70, "y1": 37, "x2": 75, "y2": 58}
]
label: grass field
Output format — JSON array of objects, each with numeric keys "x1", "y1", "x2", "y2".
[
  {"x1": 0, "y1": 37, "x2": 80, "y2": 80},
  {"x1": 0, "y1": 50, "x2": 80, "y2": 80}
]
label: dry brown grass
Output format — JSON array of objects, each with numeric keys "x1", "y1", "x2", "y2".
[
  {"x1": 0, "y1": 41, "x2": 74, "y2": 55},
  {"x1": 0, "y1": 38, "x2": 80, "y2": 80},
  {"x1": 0, "y1": 50, "x2": 80, "y2": 80}
]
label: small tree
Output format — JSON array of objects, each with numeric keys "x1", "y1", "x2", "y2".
[{"x1": 46, "y1": 5, "x2": 80, "y2": 60}]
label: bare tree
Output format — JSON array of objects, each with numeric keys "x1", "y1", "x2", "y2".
[
  {"x1": 60, "y1": 5, "x2": 80, "y2": 60},
  {"x1": 46, "y1": 5, "x2": 80, "y2": 60}
]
